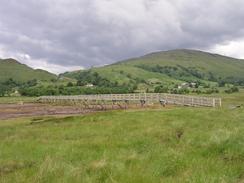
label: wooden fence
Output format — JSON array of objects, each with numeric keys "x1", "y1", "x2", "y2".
[{"x1": 38, "y1": 93, "x2": 221, "y2": 108}]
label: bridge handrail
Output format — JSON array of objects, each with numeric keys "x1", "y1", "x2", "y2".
[{"x1": 38, "y1": 93, "x2": 222, "y2": 107}]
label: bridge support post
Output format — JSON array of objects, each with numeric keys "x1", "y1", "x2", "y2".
[
  {"x1": 140, "y1": 100, "x2": 146, "y2": 107},
  {"x1": 124, "y1": 100, "x2": 129, "y2": 109},
  {"x1": 112, "y1": 100, "x2": 116, "y2": 109},
  {"x1": 159, "y1": 99, "x2": 167, "y2": 107}
]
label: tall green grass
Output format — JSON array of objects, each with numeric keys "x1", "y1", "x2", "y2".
[{"x1": 0, "y1": 104, "x2": 243, "y2": 182}]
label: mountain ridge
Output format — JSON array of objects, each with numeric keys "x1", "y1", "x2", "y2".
[
  {"x1": 0, "y1": 58, "x2": 57, "y2": 82},
  {"x1": 62, "y1": 49, "x2": 244, "y2": 89},
  {"x1": 1, "y1": 49, "x2": 244, "y2": 88}
]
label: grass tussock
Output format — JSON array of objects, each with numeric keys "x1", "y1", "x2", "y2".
[{"x1": 0, "y1": 161, "x2": 34, "y2": 175}]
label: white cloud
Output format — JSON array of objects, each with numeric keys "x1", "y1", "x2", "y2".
[
  {"x1": 0, "y1": 45, "x2": 83, "y2": 74},
  {"x1": 16, "y1": 54, "x2": 84, "y2": 74},
  {"x1": 0, "y1": 0, "x2": 244, "y2": 73},
  {"x1": 210, "y1": 39, "x2": 244, "y2": 59}
]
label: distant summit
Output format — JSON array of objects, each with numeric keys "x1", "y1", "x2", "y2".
[
  {"x1": 2, "y1": 58, "x2": 22, "y2": 64},
  {"x1": 0, "y1": 58, "x2": 57, "y2": 82}
]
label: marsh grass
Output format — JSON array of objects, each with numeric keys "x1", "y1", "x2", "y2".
[
  {"x1": 0, "y1": 106, "x2": 243, "y2": 183},
  {"x1": 0, "y1": 92, "x2": 244, "y2": 182}
]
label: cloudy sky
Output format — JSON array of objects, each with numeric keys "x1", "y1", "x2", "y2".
[{"x1": 0, "y1": 0, "x2": 244, "y2": 74}]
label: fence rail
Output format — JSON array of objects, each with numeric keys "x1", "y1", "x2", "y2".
[{"x1": 38, "y1": 93, "x2": 221, "y2": 108}]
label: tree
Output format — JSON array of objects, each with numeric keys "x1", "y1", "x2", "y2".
[
  {"x1": 218, "y1": 79, "x2": 226, "y2": 87},
  {"x1": 26, "y1": 79, "x2": 38, "y2": 87},
  {"x1": 154, "y1": 85, "x2": 169, "y2": 93},
  {"x1": 225, "y1": 86, "x2": 239, "y2": 94},
  {"x1": 67, "y1": 82, "x2": 74, "y2": 87},
  {"x1": 0, "y1": 84, "x2": 9, "y2": 96}
]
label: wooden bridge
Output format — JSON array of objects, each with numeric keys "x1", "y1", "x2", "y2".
[{"x1": 38, "y1": 93, "x2": 222, "y2": 109}]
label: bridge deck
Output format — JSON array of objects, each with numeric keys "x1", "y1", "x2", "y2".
[{"x1": 38, "y1": 93, "x2": 222, "y2": 107}]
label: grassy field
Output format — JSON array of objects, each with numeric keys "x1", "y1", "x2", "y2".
[
  {"x1": 0, "y1": 97, "x2": 37, "y2": 104},
  {"x1": 0, "y1": 92, "x2": 243, "y2": 183}
]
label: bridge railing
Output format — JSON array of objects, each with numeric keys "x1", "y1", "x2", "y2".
[{"x1": 38, "y1": 93, "x2": 222, "y2": 107}]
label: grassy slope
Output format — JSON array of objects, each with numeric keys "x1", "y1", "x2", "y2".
[
  {"x1": 94, "y1": 65, "x2": 179, "y2": 84},
  {"x1": 63, "y1": 49, "x2": 244, "y2": 85},
  {"x1": 0, "y1": 91, "x2": 243, "y2": 182},
  {"x1": 121, "y1": 49, "x2": 244, "y2": 78},
  {"x1": 0, "y1": 58, "x2": 57, "y2": 82}
]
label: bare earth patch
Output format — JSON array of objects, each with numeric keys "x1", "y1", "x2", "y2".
[
  {"x1": 0, "y1": 102, "x2": 172, "y2": 120},
  {"x1": 0, "y1": 103, "x2": 96, "y2": 120}
]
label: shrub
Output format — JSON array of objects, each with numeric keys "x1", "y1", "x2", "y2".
[
  {"x1": 154, "y1": 85, "x2": 169, "y2": 93},
  {"x1": 225, "y1": 86, "x2": 239, "y2": 94},
  {"x1": 67, "y1": 82, "x2": 74, "y2": 87}
]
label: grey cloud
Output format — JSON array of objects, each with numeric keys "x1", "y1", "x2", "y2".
[{"x1": 0, "y1": 0, "x2": 244, "y2": 72}]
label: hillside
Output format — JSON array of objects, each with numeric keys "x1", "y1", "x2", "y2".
[
  {"x1": 0, "y1": 58, "x2": 57, "y2": 82},
  {"x1": 62, "y1": 49, "x2": 244, "y2": 89}
]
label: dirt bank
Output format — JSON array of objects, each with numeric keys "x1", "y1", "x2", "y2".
[{"x1": 0, "y1": 103, "x2": 96, "y2": 120}]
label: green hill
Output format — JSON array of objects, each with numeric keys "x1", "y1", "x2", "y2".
[
  {"x1": 62, "y1": 49, "x2": 244, "y2": 89},
  {"x1": 0, "y1": 58, "x2": 57, "y2": 82}
]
